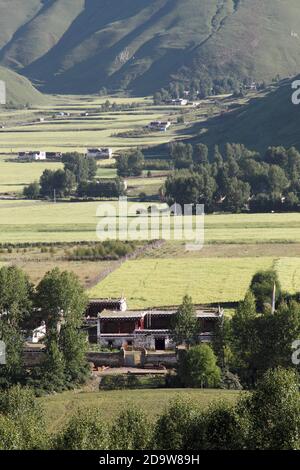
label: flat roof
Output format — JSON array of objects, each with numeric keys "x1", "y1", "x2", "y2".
[
  {"x1": 99, "y1": 308, "x2": 222, "y2": 320},
  {"x1": 100, "y1": 310, "x2": 146, "y2": 320}
]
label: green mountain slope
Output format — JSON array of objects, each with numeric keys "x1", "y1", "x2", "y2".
[
  {"x1": 0, "y1": 66, "x2": 48, "y2": 106},
  {"x1": 1, "y1": 0, "x2": 300, "y2": 94},
  {"x1": 193, "y1": 77, "x2": 300, "y2": 152}
]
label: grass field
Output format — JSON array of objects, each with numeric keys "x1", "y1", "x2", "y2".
[
  {"x1": 89, "y1": 257, "x2": 277, "y2": 308},
  {"x1": 40, "y1": 388, "x2": 239, "y2": 434},
  {"x1": 0, "y1": 202, "x2": 300, "y2": 244},
  {"x1": 0, "y1": 156, "x2": 62, "y2": 194},
  {"x1": 0, "y1": 95, "x2": 192, "y2": 154}
]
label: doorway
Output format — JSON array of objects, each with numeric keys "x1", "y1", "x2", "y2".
[{"x1": 155, "y1": 337, "x2": 166, "y2": 351}]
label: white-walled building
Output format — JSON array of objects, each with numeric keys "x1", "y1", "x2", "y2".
[
  {"x1": 18, "y1": 151, "x2": 46, "y2": 161},
  {"x1": 87, "y1": 148, "x2": 113, "y2": 159}
]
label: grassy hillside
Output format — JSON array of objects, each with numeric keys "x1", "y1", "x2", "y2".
[
  {"x1": 194, "y1": 77, "x2": 300, "y2": 152},
  {"x1": 0, "y1": 66, "x2": 48, "y2": 106},
  {"x1": 1, "y1": 1, "x2": 300, "y2": 94}
]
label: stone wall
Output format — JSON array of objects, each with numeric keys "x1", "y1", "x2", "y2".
[
  {"x1": 23, "y1": 349, "x2": 46, "y2": 367},
  {"x1": 86, "y1": 351, "x2": 124, "y2": 367},
  {"x1": 141, "y1": 350, "x2": 177, "y2": 368}
]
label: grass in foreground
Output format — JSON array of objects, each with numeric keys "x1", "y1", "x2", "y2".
[{"x1": 40, "y1": 388, "x2": 239, "y2": 434}]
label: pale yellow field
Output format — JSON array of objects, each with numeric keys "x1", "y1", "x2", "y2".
[{"x1": 89, "y1": 257, "x2": 276, "y2": 308}]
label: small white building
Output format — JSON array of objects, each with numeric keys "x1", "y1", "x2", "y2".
[
  {"x1": 18, "y1": 151, "x2": 46, "y2": 161},
  {"x1": 28, "y1": 321, "x2": 46, "y2": 344},
  {"x1": 87, "y1": 148, "x2": 113, "y2": 159},
  {"x1": 166, "y1": 98, "x2": 188, "y2": 106}
]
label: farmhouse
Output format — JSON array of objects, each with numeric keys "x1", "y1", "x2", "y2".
[
  {"x1": 18, "y1": 151, "x2": 46, "y2": 161},
  {"x1": 86, "y1": 297, "x2": 127, "y2": 318},
  {"x1": 147, "y1": 121, "x2": 171, "y2": 132},
  {"x1": 87, "y1": 148, "x2": 113, "y2": 159},
  {"x1": 165, "y1": 98, "x2": 188, "y2": 106},
  {"x1": 85, "y1": 302, "x2": 223, "y2": 351},
  {"x1": 46, "y1": 151, "x2": 62, "y2": 160}
]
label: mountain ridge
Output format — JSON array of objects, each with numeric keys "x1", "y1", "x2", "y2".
[{"x1": 0, "y1": 1, "x2": 300, "y2": 94}]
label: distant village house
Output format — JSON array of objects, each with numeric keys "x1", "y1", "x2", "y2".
[
  {"x1": 87, "y1": 148, "x2": 113, "y2": 159},
  {"x1": 18, "y1": 151, "x2": 46, "y2": 161},
  {"x1": 147, "y1": 121, "x2": 171, "y2": 132}
]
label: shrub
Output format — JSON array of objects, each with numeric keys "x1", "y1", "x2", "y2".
[
  {"x1": 177, "y1": 344, "x2": 221, "y2": 388},
  {"x1": 110, "y1": 406, "x2": 153, "y2": 450},
  {"x1": 55, "y1": 408, "x2": 109, "y2": 450}
]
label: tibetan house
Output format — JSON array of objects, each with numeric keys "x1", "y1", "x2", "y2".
[{"x1": 85, "y1": 301, "x2": 223, "y2": 351}]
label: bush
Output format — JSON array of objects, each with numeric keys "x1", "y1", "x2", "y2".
[
  {"x1": 153, "y1": 398, "x2": 196, "y2": 450},
  {"x1": 177, "y1": 344, "x2": 221, "y2": 388},
  {"x1": 55, "y1": 408, "x2": 109, "y2": 450},
  {"x1": 110, "y1": 406, "x2": 153, "y2": 450}
]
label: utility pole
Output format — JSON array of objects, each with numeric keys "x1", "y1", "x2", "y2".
[
  {"x1": 53, "y1": 189, "x2": 56, "y2": 203},
  {"x1": 271, "y1": 282, "x2": 276, "y2": 314}
]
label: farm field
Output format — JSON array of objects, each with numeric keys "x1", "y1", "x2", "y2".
[
  {"x1": 0, "y1": 95, "x2": 195, "y2": 154},
  {"x1": 41, "y1": 388, "x2": 239, "y2": 434},
  {"x1": 89, "y1": 257, "x2": 277, "y2": 308},
  {"x1": 0, "y1": 201, "x2": 300, "y2": 244},
  {"x1": 0, "y1": 155, "x2": 62, "y2": 194}
]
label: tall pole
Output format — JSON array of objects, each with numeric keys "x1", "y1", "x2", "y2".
[
  {"x1": 97, "y1": 313, "x2": 101, "y2": 345},
  {"x1": 271, "y1": 283, "x2": 276, "y2": 314}
]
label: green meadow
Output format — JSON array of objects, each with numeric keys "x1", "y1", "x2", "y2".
[
  {"x1": 41, "y1": 388, "x2": 239, "y2": 433},
  {"x1": 0, "y1": 201, "x2": 299, "y2": 244}
]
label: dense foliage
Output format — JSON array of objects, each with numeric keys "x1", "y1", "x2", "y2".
[
  {"x1": 164, "y1": 143, "x2": 300, "y2": 213},
  {"x1": 1, "y1": 368, "x2": 298, "y2": 450},
  {"x1": 23, "y1": 152, "x2": 124, "y2": 200},
  {"x1": 0, "y1": 266, "x2": 89, "y2": 394}
]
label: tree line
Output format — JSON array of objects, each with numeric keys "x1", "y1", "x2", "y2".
[
  {"x1": 0, "y1": 367, "x2": 299, "y2": 450},
  {"x1": 24, "y1": 153, "x2": 125, "y2": 200},
  {"x1": 164, "y1": 143, "x2": 300, "y2": 212},
  {"x1": 0, "y1": 266, "x2": 89, "y2": 394}
]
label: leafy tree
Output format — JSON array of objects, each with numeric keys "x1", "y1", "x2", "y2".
[
  {"x1": 110, "y1": 406, "x2": 153, "y2": 450},
  {"x1": 0, "y1": 415, "x2": 23, "y2": 450},
  {"x1": 36, "y1": 335, "x2": 66, "y2": 393},
  {"x1": 116, "y1": 150, "x2": 144, "y2": 177},
  {"x1": 250, "y1": 269, "x2": 281, "y2": 312},
  {"x1": 187, "y1": 401, "x2": 247, "y2": 450},
  {"x1": 165, "y1": 170, "x2": 216, "y2": 210},
  {"x1": 170, "y1": 142, "x2": 193, "y2": 169},
  {"x1": 40, "y1": 169, "x2": 75, "y2": 198},
  {"x1": 0, "y1": 321, "x2": 24, "y2": 388},
  {"x1": 239, "y1": 368, "x2": 300, "y2": 450},
  {"x1": 55, "y1": 408, "x2": 109, "y2": 450},
  {"x1": 193, "y1": 144, "x2": 209, "y2": 165},
  {"x1": 170, "y1": 295, "x2": 199, "y2": 346},
  {"x1": 35, "y1": 267, "x2": 88, "y2": 330},
  {"x1": 77, "y1": 178, "x2": 125, "y2": 198},
  {"x1": 35, "y1": 268, "x2": 89, "y2": 391},
  {"x1": 0, "y1": 265, "x2": 33, "y2": 326},
  {"x1": 60, "y1": 325, "x2": 89, "y2": 385},
  {"x1": 267, "y1": 165, "x2": 289, "y2": 194},
  {"x1": 0, "y1": 385, "x2": 48, "y2": 449},
  {"x1": 223, "y1": 177, "x2": 250, "y2": 212},
  {"x1": 178, "y1": 344, "x2": 221, "y2": 388},
  {"x1": 154, "y1": 398, "x2": 195, "y2": 450},
  {"x1": 231, "y1": 291, "x2": 257, "y2": 365},
  {"x1": 62, "y1": 152, "x2": 97, "y2": 183},
  {"x1": 23, "y1": 181, "x2": 40, "y2": 199}
]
